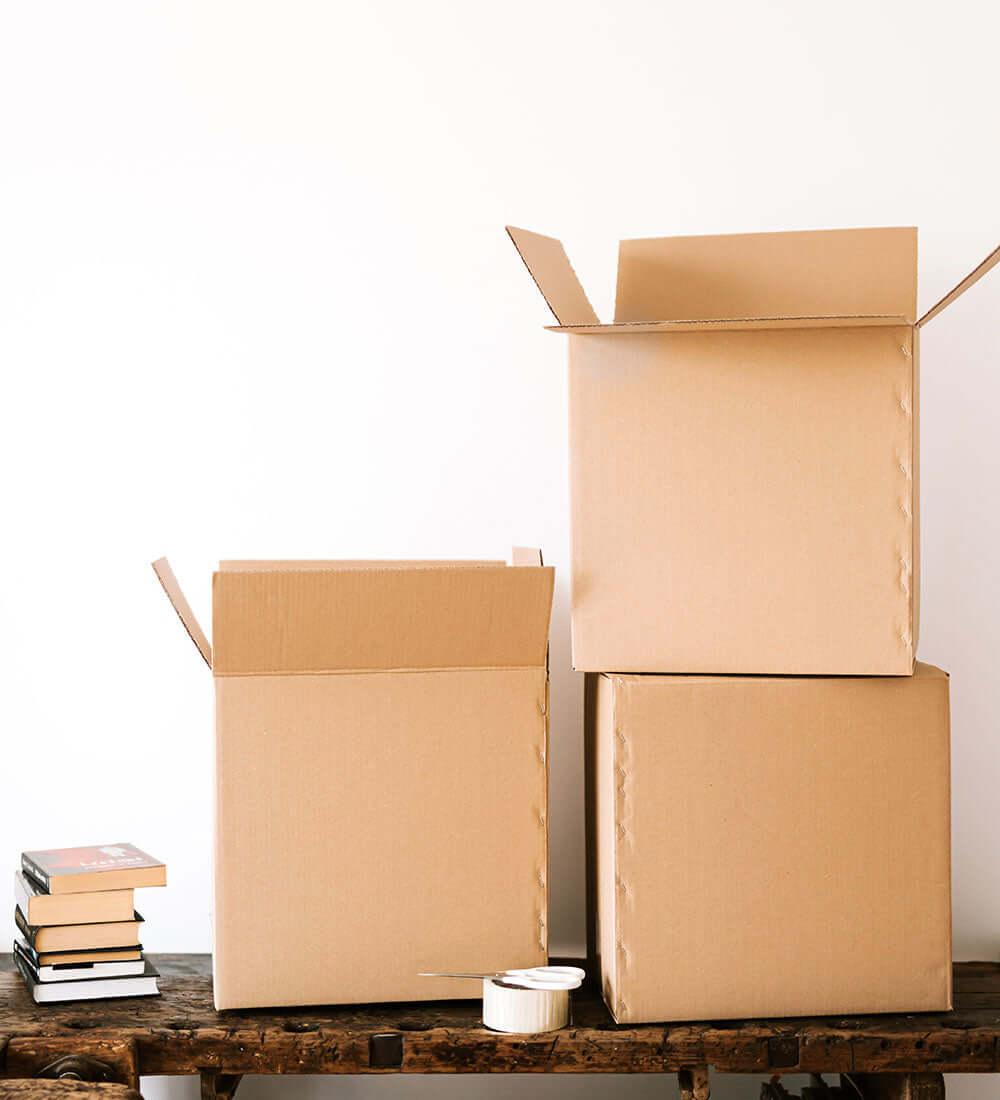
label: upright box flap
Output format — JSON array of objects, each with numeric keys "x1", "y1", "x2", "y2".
[
  {"x1": 506, "y1": 227, "x2": 599, "y2": 326},
  {"x1": 218, "y1": 559, "x2": 504, "y2": 571},
  {"x1": 918, "y1": 240, "x2": 1000, "y2": 326},
  {"x1": 212, "y1": 565, "x2": 555, "y2": 675},
  {"x1": 614, "y1": 227, "x2": 918, "y2": 324},
  {"x1": 512, "y1": 546, "x2": 543, "y2": 566},
  {"x1": 152, "y1": 558, "x2": 212, "y2": 667}
]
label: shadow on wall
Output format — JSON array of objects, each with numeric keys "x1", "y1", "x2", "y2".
[
  {"x1": 545, "y1": 571, "x2": 586, "y2": 957},
  {"x1": 919, "y1": 305, "x2": 1000, "y2": 959}
]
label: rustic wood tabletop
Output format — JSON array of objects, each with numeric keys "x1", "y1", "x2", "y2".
[{"x1": 3, "y1": 955, "x2": 999, "y2": 1100}]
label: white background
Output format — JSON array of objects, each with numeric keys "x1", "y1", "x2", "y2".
[{"x1": 2, "y1": 2, "x2": 998, "y2": 1098}]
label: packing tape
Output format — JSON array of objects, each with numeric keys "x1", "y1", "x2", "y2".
[{"x1": 482, "y1": 978, "x2": 571, "y2": 1034}]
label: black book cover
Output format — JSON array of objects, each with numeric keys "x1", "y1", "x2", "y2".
[
  {"x1": 13, "y1": 939, "x2": 42, "y2": 981},
  {"x1": 21, "y1": 853, "x2": 49, "y2": 891},
  {"x1": 14, "y1": 905, "x2": 38, "y2": 948},
  {"x1": 14, "y1": 945, "x2": 38, "y2": 993}
]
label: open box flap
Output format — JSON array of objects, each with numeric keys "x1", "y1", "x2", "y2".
[
  {"x1": 506, "y1": 226, "x2": 599, "y2": 326},
  {"x1": 614, "y1": 227, "x2": 918, "y2": 325},
  {"x1": 918, "y1": 241, "x2": 1000, "y2": 326},
  {"x1": 152, "y1": 558, "x2": 212, "y2": 668},
  {"x1": 512, "y1": 546, "x2": 543, "y2": 566},
  {"x1": 212, "y1": 564, "x2": 555, "y2": 675},
  {"x1": 218, "y1": 559, "x2": 504, "y2": 571}
]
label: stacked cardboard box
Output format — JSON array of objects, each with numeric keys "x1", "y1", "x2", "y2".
[
  {"x1": 511, "y1": 225, "x2": 999, "y2": 1022},
  {"x1": 154, "y1": 551, "x2": 554, "y2": 1010}
]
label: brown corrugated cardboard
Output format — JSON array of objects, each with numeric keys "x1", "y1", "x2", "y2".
[
  {"x1": 154, "y1": 553, "x2": 554, "y2": 1011},
  {"x1": 586, "y1": 663, "x2": 952, "y2": 1023},
  {"x1": 613, "y1": 227, "x2": 918, "y2": 323},
  {"x1": 510, "y1": 226, "x2": 998, "y2": 674}
]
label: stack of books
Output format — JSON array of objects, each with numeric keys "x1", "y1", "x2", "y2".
[{"x1": 14, "y1": 843, "x2": 166, "y2": 1003}]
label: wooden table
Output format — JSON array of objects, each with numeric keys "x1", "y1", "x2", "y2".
[
  {"x1": 4, "y1": 955, "x2": 999, "y2": 1100},
  {"x1": 0, "y1": 1081, "x2": 142, "y2": 1100}
]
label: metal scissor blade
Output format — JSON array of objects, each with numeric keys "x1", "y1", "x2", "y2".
[{"x1": 418, "y1": 972, "x2": 493, "y2": 980}]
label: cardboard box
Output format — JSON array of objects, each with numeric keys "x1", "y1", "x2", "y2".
[
  {"x1": 585, "y1": 663, "x2": 952, "y2": 1023},
  {"x1": 154, "y1": 550, "x2": 554, "y2": 1010},
  {"x1": 510, "y1": 226, "x2": 999, "y2": 674}
]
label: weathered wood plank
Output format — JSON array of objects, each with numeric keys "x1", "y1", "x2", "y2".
[
  {"x1": 0, "y1": 1082, "x2": 142, "y2": 1100},
  {"x1": 2, "y1": 956, "x2": 1000, "y2": 1077},
  {"x1": 5, "y1": 1041, "x2": 138, "y2": 1091}
]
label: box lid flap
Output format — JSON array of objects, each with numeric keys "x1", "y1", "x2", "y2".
[
  {"x1": 506, "y1": 226, "x2": 599, "y2": 326},
  {"x1": 512, "y1": 546, "x2": 543, "y2": 566},
  {"x1": 614, "y1": 227, "x2": 918, "y2": 324},
  {"x1": 212, "y1": 564, "x2": 555, "y2": 675},
  {"x1": 218, "y1": 559, "x2": 504, "y2": 571},
  {"x1": 547, "y1": 314, "x2": 909, "y2": 335},
  {"x1": 152, "y1": 557, "x2": 212, "y2": 668},
  {"x1": 918, "y1": 241, "x2": 1000, "y2": 326}
]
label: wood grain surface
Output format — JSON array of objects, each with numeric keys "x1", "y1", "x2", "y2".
[{"x1": 2, "y1": 956, "x2": 999, "y2": 1078}]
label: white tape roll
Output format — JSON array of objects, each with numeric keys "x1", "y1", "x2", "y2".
[{"x1": 482, "y1": 978, "x2": 571, "y2": 1034}]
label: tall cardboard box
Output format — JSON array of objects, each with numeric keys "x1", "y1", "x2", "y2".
[
  {"x1": 155, "y1": 551, "x2": 554, "y2": 1010},
  {"x1": 510, "y1": 226, "x2": 999, "y2": 675},
  {"x1": 585, "y1": 664, "x2": 952, "y2": 1023}
]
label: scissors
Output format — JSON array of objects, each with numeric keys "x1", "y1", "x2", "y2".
[{"x1": 419, "y1": 965, "x2": 585, "y2": 991}]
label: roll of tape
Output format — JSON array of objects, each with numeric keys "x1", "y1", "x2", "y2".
[{"x1": 482, "y1": 978, "x2": 571, "y2": 1034}]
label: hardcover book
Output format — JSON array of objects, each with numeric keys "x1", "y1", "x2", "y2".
[
  {"x1": 16, "y1": 936, "x2": 143, "y2": 967},
  {"x1": 15, "y1": 905, "x2": 144, "y2": 953},
  {"x1": 15, "y1": 871, "x2": 133, "y2": 926},
  {"x1": 22, "y1": 844, "x2": 165, "y2": 894},
  {"x1": 14, "y1": 938, "x2": 146, "y2": 981},
  {"x1": 14, "y1": 948, "x2": 160, "y2": 1003}
]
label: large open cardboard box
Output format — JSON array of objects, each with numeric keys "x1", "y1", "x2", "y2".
[
  {"x1": 510, "y1": 226, "x2": 999, "y2": 675},
  {"x1": 154, "y1": 551, "x2": 554, "y2": 1010},
  {"x1": 585, "y1": 664, "x2": 952, "y2": 1023}
]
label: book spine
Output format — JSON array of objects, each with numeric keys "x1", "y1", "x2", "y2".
[
  {"x1": 21, "y1": 856, "x2": 49, "y2": 891},
  {"x1": 12, "y1": 939, "x2": 39, "y2": 980},
  {"x1": 13, "y1": 935, "x2": 40, "y2": 966},
  {"x1": 14, "y1": 906, "x2": 38, "y2": 948}
]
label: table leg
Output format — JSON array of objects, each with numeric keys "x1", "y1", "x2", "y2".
[
  {"x1": 847, "y1": 1074, "x2": 945, "y2": 1100},
  {"x1": 678, "y1": 1066, "x2": 710, "y2": 1100},
  {"x1": 199, "y1": 1075, "x2": 242, "y2": 1100}
]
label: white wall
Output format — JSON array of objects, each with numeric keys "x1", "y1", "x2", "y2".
[{"x1": 1, "y1": 2, "x2": 998, "y2": 1098}]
